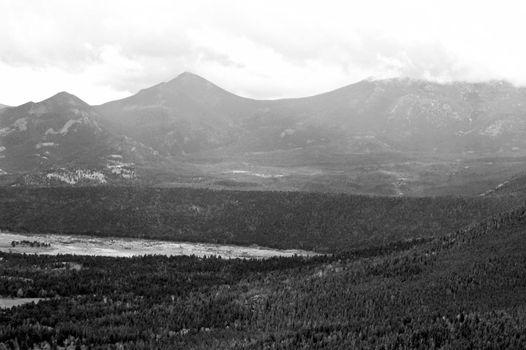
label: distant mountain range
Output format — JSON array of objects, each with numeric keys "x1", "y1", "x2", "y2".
[
  {"x1": 2, "y1": 73, "x2": 526, "y2": 193},
  {"x1": 97, "y1": 73, "x2": 526, "y2": 156}
]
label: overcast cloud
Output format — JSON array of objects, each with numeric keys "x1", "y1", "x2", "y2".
[{"x1": 0, "y1": 0, "x2": 525, "y2": 105}]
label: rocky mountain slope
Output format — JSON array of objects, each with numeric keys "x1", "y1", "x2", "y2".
[{"x1": 0, "y1": 92, "x2": 157, "y2": 185}]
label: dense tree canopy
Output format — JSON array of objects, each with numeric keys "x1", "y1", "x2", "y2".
[
  {"x1": 0, "y1": 187, "x2": 518, "y2": 252},
  {"x1": 0, "y1": 204, "x2": 526, "y2": 349}
]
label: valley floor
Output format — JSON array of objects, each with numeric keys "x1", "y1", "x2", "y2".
[
  {"x1": 0, "y1": 232, "x2": 318, "y2": 259},
  {"x1": 1, "y1": 205, "x2": 526, "y2": 349}
]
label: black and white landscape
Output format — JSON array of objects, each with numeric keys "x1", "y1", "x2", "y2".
[
  {"x1": 1, "y1": 1, "x2": 526, "y2": 349},
  {"x1": 3, "y1": 73, "x2": 526, "y2": 196}
]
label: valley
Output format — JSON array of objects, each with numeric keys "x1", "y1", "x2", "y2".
[
  {"x1": 0, "y1": 187, "x2": 518, "y2": 252},
  {"x1": 171, "y1": 151, "x2": 526, "y2": 196},
  {"x1": 0, "y1": 232, "x2": 318, "y2": 259},
  {"x1": 1, "y1": 203, "x2": 526, "y2": 349},
  {"x1": 4, "y1": 1, "x2": 526, "y2": 348},
  {"x1": 2, "y1": 74, "x2": 526, "y2": 349}
]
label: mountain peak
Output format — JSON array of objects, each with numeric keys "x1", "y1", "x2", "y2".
[
  {"x1": 167, "y1": 71, "x2": 210, "y2": 86},
  {"x1": 153, "y1": 71, "x2": 230, "y2": 98},
  {"x1": 41, "y1": 91, "x2": 88, "y2": 107},
  {"x1": 175, "y1": 71, "x2": 200, "y2": 79}
]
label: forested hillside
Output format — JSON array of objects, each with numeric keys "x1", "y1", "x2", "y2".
[
  {"x1": 1, "y1": 204, "x2": 526, "y2": 349},
  {"x1": 0, "y1": 187, "x2": 519, "y2": 252}
]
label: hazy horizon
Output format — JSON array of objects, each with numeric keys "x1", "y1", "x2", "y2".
[{"x1": 1, "y1": 0, "x2": 525, "y2": 105}]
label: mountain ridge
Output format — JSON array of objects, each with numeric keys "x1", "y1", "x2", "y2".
[
  {"x1": 94, "y1": 73, "x2": 526, "y2": 155},
  {"x1": 0, "y1": 91, "x2": 158, "y2": 185},
  {"x1": 4, "y1": 73, "x2": 526, "y2": 194}
]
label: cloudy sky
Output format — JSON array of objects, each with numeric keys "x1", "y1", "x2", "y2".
[{"x1": 0, "y1": 0, "x2": 525, "y2": 105}]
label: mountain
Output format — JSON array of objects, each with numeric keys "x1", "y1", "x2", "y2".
[
  {"x1": 0, "y1": 92, "x2": 156, "y2": 185},
  {"x1": 97, "y1": 74, "x2": 526, "y2": 156},
  {"x1": 4, "y1": 74, "x2": 526, "y2": 193},
  {"x1": 91, "y1": 73, "x2": 526, "y2": 195},
  {"x1": 0, "y1": 104, "x2": 7, "y2": 110},
  {"x1": 97, "y1": 72, "x2": 258, "y2": 155},
  {"x1": 96, "y1": 73, "x2": 380, "y2": 155}
]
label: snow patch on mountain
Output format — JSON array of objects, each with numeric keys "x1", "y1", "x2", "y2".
[
  {"x1": 45, "y1": 118, "x2": 84, "y2": 135},
  {"x1": 59, "y1": 119, "x2": 81, "y2": 134}
]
